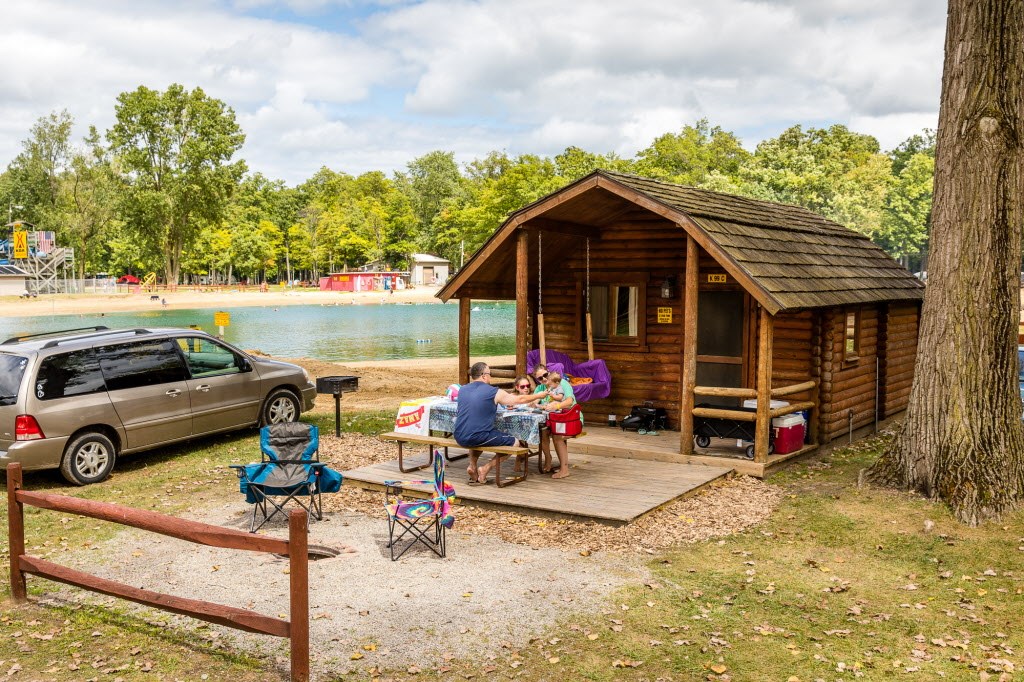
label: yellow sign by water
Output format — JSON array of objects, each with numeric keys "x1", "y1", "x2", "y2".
[
  {"x1": 657, "y1": 307, "x2": 673, "y2": 323},
  {"x1": 12, "y1": 231, "x2": 28, "y2": 259},
  {"x1": 707, "y1": 273, "x2": 727, "y2": 283},
  {"x1": 214, "y1": 311, "x2": 231, "y2": 327}
]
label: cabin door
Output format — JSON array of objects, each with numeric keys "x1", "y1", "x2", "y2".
[{"x1": 695, "y1": 290, "x2": 746, "y2": 408}]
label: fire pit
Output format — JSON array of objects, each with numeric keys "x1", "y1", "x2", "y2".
[{"x1": 316, "y1": 375, "x2": 359, "y2": 436}]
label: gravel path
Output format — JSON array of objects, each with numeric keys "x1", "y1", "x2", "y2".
[{"x1": 55, "y1": 503, "x2": 648, "y2": 679}]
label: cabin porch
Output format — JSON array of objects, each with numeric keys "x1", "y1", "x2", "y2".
[{"x1": 342, "y1": 446, "x2": 733, "y2": 526}]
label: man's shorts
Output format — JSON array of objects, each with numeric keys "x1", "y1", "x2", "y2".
[{"x1": 459, "y1": 430, "x2": 516, "y2": 448}]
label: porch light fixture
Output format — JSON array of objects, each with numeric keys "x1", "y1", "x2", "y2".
[{"x1": 660, "y1": 276, "x2": 676, "y2": 299}]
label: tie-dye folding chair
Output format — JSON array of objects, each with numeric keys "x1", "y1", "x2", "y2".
[
  {"x1": 232, "y1": 422, "x2": 343, "y2": 532},
  {"x1": 384, "y1": 450, "x2": 455, "y2": 560}
]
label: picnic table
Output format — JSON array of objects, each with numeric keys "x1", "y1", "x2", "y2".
[{"x1": 426, "y1": 399, "x2": 547, "y2": 445}]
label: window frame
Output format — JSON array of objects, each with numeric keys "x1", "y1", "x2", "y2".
[
  {"x1": 97, "y1": 339, "x2": 190, "y2": 392},
  {"x1": 575, "y1": 273, "x2": 648, "y2": 351},
  {"x1": 174, "y1": 336, "x2": 249, "y2": 379},
  {"x1": 843, "y1": 308, "x2": 861, "y2": 364}
]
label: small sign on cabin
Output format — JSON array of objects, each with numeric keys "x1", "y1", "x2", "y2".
[
  {"x1": 214, "y1": 311, "x2": 231, "y2": 327},
  {"x1": 657, "y1": 307, "x2": 673, "y2": 323},
  {"x1": 707, "y1": 273, "x2": 727, "y2": 283}
]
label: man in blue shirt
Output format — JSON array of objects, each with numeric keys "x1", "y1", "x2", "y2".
[{"x1": 455, "y1": 362, "x2": 547, "y2": 484}]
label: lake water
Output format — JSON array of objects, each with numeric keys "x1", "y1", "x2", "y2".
[{"x1": 0, "y1": 303, "x2": 517, "y2": 362}]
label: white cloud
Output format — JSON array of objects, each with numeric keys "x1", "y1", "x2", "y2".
[{"x1": 0, "y1": 0, "x2": 946, "y2": 184}]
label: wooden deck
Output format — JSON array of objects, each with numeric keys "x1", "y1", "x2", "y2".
[
  {"x1": 343, "y1": 449, "x2": 732, "y2": 526},
  {"x1": 568, "y1": 424, "x2": 819, "y2": 478}
]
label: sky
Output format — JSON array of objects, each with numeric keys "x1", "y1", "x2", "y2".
[{"x1": 0, "y1": 0, "x2": 947, "y2": 186}]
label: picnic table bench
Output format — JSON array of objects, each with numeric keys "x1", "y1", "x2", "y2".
[{"x1": 379, "y1": 431, "x2": 539, "y2": 487}]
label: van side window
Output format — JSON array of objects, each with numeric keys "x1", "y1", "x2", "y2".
[
  {"x1": 35, "y1": 350, "x2": 105, "y2": 401},
  {"x1": 175, "y1": 337, "x2": 243, "y2": 377},
  {"x1": 98, "y1": 340, "x2": 188, "y2": 391}
]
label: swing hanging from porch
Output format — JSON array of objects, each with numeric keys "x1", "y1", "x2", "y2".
[{"x1": 527, "y1": 233, "x2": 613, "y2": 403}]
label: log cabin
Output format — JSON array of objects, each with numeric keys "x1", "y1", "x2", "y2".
[{"x1": 437, "y1": 171, "x2": 924, "y2": 477}]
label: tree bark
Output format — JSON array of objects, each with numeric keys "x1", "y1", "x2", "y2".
[{"x1": 867, "y1": 0, "x2": 1024, "y2": 524}]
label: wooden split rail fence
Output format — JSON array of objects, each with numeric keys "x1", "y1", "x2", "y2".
[{"x1": 5, "y1": 462, "x2": 311, "y2": 682}]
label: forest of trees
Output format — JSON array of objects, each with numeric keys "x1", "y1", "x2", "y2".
[{"x1": 0, "y1": 84, "x2": 936, "y2": 285}]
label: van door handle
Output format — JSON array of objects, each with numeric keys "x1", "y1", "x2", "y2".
[
  {"x1": 165, "y1": 389, "x2": 182, "y2": 397},
  {"x1": 195, "y1": 384, "x2": 211, "y2": 392}
]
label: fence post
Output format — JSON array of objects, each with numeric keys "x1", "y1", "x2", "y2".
[
  {"x1": 288, "y1": 509, "x2": 309, "y2": 682},
  {"x1": 6, "y1": 463, "x2": 26, "y2": 601}
]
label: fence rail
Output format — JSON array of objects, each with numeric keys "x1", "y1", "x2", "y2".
[{"x1": 6, "y1": 463, "x2": 309, "y2": 681}]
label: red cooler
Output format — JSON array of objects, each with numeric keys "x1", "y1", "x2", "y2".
[{"x1": 772, "y1": 414, "x2": 805, "y2": 454}]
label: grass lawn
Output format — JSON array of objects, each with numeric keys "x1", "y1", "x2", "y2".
[{"x1": 2, "y1": 412, "x2": 1022, "y2": 681}]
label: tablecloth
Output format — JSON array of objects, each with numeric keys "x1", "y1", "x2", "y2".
[{"x1": 427, "y1": 399, "x2": 547, "y2": 445}]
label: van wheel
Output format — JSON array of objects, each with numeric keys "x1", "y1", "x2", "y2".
[
  {"x1": 262, "y1": 389, "x2": 299, "y2": 426},
  {"x1": 61, "y1": 432, "x2": 116, "y2": 485}
]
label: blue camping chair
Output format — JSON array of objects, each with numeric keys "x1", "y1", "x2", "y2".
[
  {"x1": 231, "y1": 423, "x2": 343, "y2": 532},
  {"x1": 384, "y1": 451, "x2": 455, "y2": 560}
]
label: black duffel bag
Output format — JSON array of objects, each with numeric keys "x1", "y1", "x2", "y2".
[{"x1": 620, "y1": 402, "x2": 669, "y2": 432}]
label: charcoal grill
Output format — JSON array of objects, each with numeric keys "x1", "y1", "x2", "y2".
[{"x1": 316, "y1": 375, "x2": 359, "y2": 436}]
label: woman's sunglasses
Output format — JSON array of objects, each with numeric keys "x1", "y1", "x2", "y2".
[{"x1": 535, "y1": 372, "x2": 549, "y2": 381}]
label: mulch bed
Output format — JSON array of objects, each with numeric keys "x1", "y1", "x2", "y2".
[{"x1": 318, "y1": 433, "x2": 783, "y2": 554}]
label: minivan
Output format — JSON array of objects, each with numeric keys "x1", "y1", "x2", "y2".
[{"x1": 0, "y1": 326, "x2": 317, "y2": 485}]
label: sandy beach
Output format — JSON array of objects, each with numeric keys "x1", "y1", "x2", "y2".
[{"x1": 0, "y1": 285, "x2": 444, "y2": 318}]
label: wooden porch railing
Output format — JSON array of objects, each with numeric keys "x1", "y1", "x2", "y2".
[
  {"x1": 6, "y1": 463, "x2": 310, "y2": 682},
  {"x1": 690, "y1": 379, "x2": 819, "y2": 462}
]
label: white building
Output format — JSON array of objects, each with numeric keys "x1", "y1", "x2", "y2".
[
  {"x1": 0, "y1": 265, "x2": 30, "y2": 296},
  {"x1": 409, "y1": 254, "x2": 450, "y2": 286}
]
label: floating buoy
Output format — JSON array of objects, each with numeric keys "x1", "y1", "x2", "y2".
[{"x1": 415, "y1": 339, "x2": 433, "y2": 343}]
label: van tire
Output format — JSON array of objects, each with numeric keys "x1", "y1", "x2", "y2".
[
  {"x1": 61, "y1": 432, "x2": 117, "y2": 485},
  {"x1": 261, "y1": 389, "x2": 300, "y2": 426}
]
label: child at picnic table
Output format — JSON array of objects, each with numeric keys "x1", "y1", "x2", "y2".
[{"x1": 542, "y1": 372, "x2": 566, "y2": 404}]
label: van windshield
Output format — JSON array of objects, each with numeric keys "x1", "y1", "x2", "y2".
[{"x1": 0, "y1": 353, "x2": 28, "y2": 406}]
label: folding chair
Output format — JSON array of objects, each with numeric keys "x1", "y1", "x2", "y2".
[
  {"x1": 384, "y1": 450, "x2": 455, "y2": 560},
  {"x1": 231, "y1": 423, "x2": 342, "y2": 532}
]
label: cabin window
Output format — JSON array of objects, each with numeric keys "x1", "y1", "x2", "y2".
[
  {"x1": 844, "y1": 309, "x2": 860, "y2": 362},
  {"x1": 585, "y1": 284, "x2": 641, "y2": 342}
]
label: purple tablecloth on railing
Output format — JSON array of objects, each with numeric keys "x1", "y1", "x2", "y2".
[{"x1": 428, "y1": 399, "x2": 547, "y2": 445}]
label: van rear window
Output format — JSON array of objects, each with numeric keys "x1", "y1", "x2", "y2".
[
  {"x1": 0, "y1": 354, "x2": 28, "y2": 406},
  {"x1": 35, "y1": 350, "x2": 106, "y2": 401}
]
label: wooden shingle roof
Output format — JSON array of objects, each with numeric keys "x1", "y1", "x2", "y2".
[
  {"x1": 599, "y1": 171, "x2": 923, "y2": 311},
  {"x1": 438, "y1": 170, "x2": 924, "y2": 313}
]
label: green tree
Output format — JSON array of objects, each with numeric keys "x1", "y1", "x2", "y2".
[
  {"x1": 634, "y1": 119, "x2": 750, "y2": 186},
  {"x1": 4, "y1": 110, "x2": 74, "y2": 228},
  {"x1": 107, "y1": 84, "x2": 246, "y2": 285},
  {"x1": 398, "y1": 150, "x2": 465, "y2": 254},
  {"x1": 878, "y1": 151, "x2": 934, "y2": 268},
  {"x1": 740, "y1": 124, "x2": 891, "y2": 235}
]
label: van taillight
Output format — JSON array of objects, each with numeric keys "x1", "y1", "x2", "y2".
[{"x1": 15, "y1": 415, "x2": 45, "y2": 441}]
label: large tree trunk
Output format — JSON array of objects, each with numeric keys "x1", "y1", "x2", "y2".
[{"x1": 868, "y1": 0, "x2": 1024, "y2": 524}]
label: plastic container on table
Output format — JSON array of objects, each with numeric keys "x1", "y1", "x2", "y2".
[{"x1": 741, "y1": 399, "x2": 790, "y2": 410}]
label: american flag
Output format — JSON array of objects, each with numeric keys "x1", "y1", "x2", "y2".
[{"x1": 35, "y1": 231, "x2": 55, "y2": 255}]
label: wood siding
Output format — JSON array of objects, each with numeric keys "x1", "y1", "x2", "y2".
[
  {"x1": 881, "y1": 303, "x2": 920, "y2": 417},
  {"x1": 821, "y1": 306, "x2": 880, "y2": 441},
  {"x1": 538, "y1": 218, "x2": 688, "y2": 427}
]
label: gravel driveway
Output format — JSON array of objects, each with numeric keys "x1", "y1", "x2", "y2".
[{"x1": 53, "y1": 503, "x2": 648, "y2": 679}]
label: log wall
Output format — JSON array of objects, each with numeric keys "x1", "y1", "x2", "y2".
[
  {"x1": 881, "y1": 302, "x2": 920, "y2": 417},
  {"x1": 538, "y1": 219, "x2": 690, "y2": 426},
  {"x1": 821, "y1": 306, "x2": 880, "y2": 441}
]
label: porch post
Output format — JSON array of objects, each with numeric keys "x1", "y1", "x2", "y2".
[
  {"x1": 459, "y1": 297, "x2": 471, "y2": 383},
  {"x1": 755, "y1": 306, "x2": 774, "y2": 462},
  {"x1": 515, "y1": 230, "x2": 529, "y2": 377},
  {"x1": 679, "y1": 234, "x2": 699, "y2": 456}
]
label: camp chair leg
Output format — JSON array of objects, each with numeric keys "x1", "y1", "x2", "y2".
[
  {"x1": 387, "y1": 516, "x2": 446, "y2": 561},
  {"x1": 397, "y1": 441, "x2": 434, "y2": 473}
]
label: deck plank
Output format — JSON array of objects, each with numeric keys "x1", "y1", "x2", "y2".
[{"x1": 345, "y1": 452, "x2": 732, "y2": 524}]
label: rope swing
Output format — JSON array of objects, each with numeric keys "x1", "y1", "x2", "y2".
[
  {"x1": 537, "y1": 231, "x2": 546, "y2": 365},
  {"x1": 585, "y1": 236, "x2": 594, "y2": 361}
]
